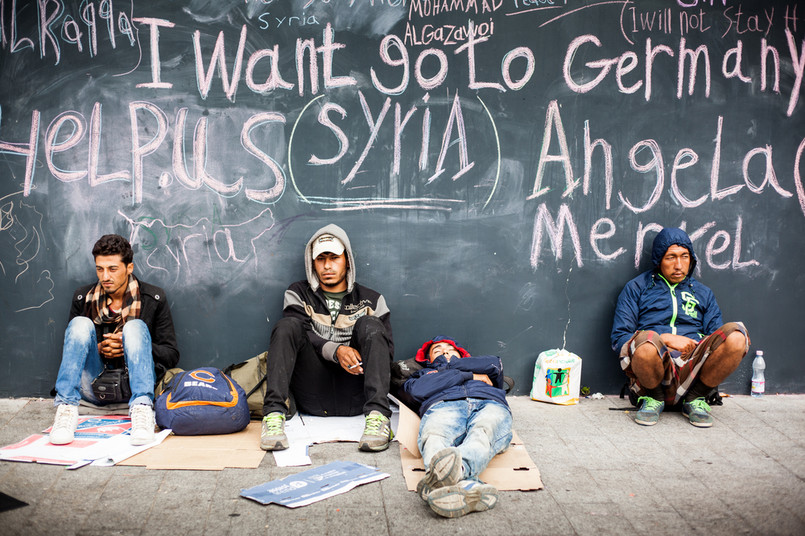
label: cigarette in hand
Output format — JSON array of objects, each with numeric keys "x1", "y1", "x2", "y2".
[{"x1": 348, "y1": 362, "x2": 363, "y2": 370}]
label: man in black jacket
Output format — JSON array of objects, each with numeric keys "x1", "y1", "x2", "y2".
[
  {"x1": 50, "y1": 234, "x2": 179, "y2": 446},
  {"x1": 260, "y1": 224, "x2": 394, "y2": 453}
]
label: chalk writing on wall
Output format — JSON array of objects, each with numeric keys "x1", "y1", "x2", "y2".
[{"x1": 1, "y1": 0, "x2": 803, "y2": 396}]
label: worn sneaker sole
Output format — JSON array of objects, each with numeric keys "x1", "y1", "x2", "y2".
[
  {"x1": 260, "y1": 437, "x2": 289, "y2": 451},
  {"x1": 688, "y1": 420, "x2": 713, "y2": 428},
  {"x1": 634, "y1": 415, "x2": 660, "y2": 426},
  {"x1": 427, "y1": 483, "x2": 498, "y2": 518},
  {"x1": 416, "y1": 447, "x2": 462, "y2": 500},
  {"x1": 130, "y1": 433, "x2": 156, "y2": 446},
  {"x1": 682, "y1": 411, "x2": 714, "y2": 428},
  {"x1": 359, "y1": 437, "x2": 391, "y2": 452},
  {"x1": 48, "y1": 432, "x2": 75, "y2": 445}
]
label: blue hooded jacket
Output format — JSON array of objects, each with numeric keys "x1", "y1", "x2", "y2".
[
  {"x1": 610, "y1": 228, "x2": 723, "y2": 353},
  {"x1": 403, "y1": 337, "x2": 510, "y2": 417}
]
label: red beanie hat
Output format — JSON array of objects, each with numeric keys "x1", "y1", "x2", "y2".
[{"x1": 415, "y1": 336, "x2": 471, "y2": 363}]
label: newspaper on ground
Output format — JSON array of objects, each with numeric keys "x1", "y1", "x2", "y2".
[
  {"x1": 240, "y1": 460, "x2": 389, "y2": 507},
  {"x1": 0, "y1": 416, "x2": 169, "y2": 468},
  {"x1": 273, "y1": 407, "x2": 399, "y2": 467}
]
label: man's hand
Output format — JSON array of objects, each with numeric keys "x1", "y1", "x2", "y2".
[
  {"x1": 336, "y1": 345, "x2": 363, "y2": 375},
  {"x1": 472, "y1": 373, "x2": 492, "y2": 386},
  {"x1": 98, "y1": 332, "x2": 124, "y2": 359},
  {"x1": 660, "y1": 333, "x2": 698, "y2": 354}
]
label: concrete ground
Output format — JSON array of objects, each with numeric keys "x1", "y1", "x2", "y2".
[{"x1": 0, "y1": 394, "x2": 803, "y2": 536}]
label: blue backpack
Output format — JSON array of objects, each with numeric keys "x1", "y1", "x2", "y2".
[{"x1": 155, "y1": 367, "x2": 251, "y2": 435}]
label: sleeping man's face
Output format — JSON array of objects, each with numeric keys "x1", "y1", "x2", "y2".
[{"x1": 429, "y1": 342, "x2": 460, "y2": 363}]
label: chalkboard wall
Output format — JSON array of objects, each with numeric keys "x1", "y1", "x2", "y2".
[{"x1": 1, "y1": 0, "x2": 803, "y2": 398}]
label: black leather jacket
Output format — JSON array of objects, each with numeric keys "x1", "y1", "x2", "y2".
[{"x1": 69, "y1": 276, "x2": 180, "y2": 381}]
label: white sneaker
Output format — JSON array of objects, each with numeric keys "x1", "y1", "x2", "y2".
[
  {"x1": 129, "y1": 404, "x2": 156, "y2": 446},
  {"x1": 49, "y1": 404, "x2": 79, "y2": 445}
]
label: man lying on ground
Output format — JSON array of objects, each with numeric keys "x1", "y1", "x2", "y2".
[{"x1": 404, "y1": 336, "x2": 512, "y2": 518}]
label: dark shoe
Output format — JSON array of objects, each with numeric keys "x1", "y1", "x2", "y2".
[
  {"x1": 427, "y1": 480, "x2": 498, "y2": 518},
  {"x1": 359, "y1": 411, "x2": 393, "y2": 452},
  {"x1": 682, "y1": 397, "x2": 714, "y2": 428},
  {"x1": 260, "y1": 412, "x2": 289, "y2": 450},
  {"x1": 634, "y1": 396, "x2": 665, "y2": 426},
  {"x1": 416, "y1": 447, "x2": 463, "y2": 500}
]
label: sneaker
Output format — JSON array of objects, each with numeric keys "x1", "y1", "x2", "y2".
[
  {"x1": 49, "y1": 404, "x2": 79, "y2": 445},
  {"x1": 427, "y1": 480, "x2": 499, "y2": 518},
  {"x1": 634, "y1": 396, "x2": 665, "y2": 426},
  {"x1": 260, "y1": 412, "x2": 289, "y2": 451},
  {"x1": 359, "y1": 410, "x2": 393, "y2": 452},
  {"x1": 682, "y1": 397, "x2": 714, "y2": 428},
  {"x1": 416, "y1": 447, "x2": 463, "y2": 500},
  {"x1": 129, "y1": 404, "x2": 156, "y2": 446}
]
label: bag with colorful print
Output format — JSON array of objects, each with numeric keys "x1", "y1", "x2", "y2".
[{"x1": 530, "y1": 349, "x2": 582, "y2": 406}]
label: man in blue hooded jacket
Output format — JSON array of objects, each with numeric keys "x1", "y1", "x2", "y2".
[
  {"x1": 611, "y1": 227, "x2": 749, "y2": 428},
  {"x1": 403, "y1": 336, "x2": 512, "y2": 518}
]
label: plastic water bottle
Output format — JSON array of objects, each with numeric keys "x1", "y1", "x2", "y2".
[{"x1": 751, "y1": 351, "x2": 765, "y2": 398}]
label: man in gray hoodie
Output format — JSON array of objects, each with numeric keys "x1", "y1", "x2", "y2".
[{"x1": 260, "y1": 224, "x2": 394, "y2": 452}]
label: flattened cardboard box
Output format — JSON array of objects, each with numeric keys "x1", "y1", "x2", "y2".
[
  {"x1": 119, "y1": 421, "x2": 265, "y2": 470},
  {"x1": 396, "y1": 400, "x2": 543, "y2": 491}
]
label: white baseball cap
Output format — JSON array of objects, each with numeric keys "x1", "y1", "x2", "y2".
[{"x1": 311, "y1": 234, "x2": 345, "y2": 259}]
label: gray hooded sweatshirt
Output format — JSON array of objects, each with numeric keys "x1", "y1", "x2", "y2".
[{"x1": 282, "y1": 224, "x2": 393, "y2": 362}]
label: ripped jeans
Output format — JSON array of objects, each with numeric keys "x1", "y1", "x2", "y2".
[
  {"x1": 418, "y1": 398, "x2": 513, "y2": 482},
  {"x1": 54, "y1": 317, "x2": 155, "y2": 407}
]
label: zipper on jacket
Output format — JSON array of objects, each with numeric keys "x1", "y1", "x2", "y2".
[{"x1": 659, "y1": 275, "x2": 679, "y2": 334}]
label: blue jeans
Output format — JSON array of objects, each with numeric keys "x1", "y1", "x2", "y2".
[
  {"x1": 418, "y1": 398, "x2": 513, "y2": 482},
  {"x1": 54, "y1": 317, "x2": 155, "y2": 407}
]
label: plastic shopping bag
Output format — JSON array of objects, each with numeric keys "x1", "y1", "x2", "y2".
[{"x1": 530, "y1": 349, "x2": 582, "y2": 405}]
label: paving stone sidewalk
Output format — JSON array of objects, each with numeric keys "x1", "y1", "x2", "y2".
[{"x1": 1, "y1": 395, "x2": 803, "y2": 536}]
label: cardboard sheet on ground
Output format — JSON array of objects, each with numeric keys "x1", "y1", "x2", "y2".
[
  {"x1": 396, "y1": 400, "x2": 543, "y2": 491},
  {"x1": 241, "y1": 461, "x2": 389, "y2": 507},
  {"x1": 120, "y1": 407, "x2": 400, "y2": 470},
  {"x1": 273, "y1": 409, "x2": 399, "y2": 467},
  {"x1": 119, "y1": 421, "x2": 266, "y2": 470},
  {"x1": 0, "y1": 416, "x2": 169, "y2": 468}
]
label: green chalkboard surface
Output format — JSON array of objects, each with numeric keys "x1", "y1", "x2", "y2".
[{"x1": 1, "y1": 0, "x2": 803, "y2": 397}]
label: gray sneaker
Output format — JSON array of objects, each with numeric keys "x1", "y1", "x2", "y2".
[
  {"x1": 682, "y1": 397, "x2": 714, "y2": 428},
  {"x1": 359, "y1": 411, "x2": 393, "y2": 452},
  {"x1": 260, "y1": 412, "x2": 289, "y2": 451},
  {"x1": 634, "y1": 396, "x2": 665, "y2": 426},
  {"x1": 416, "y1": 447, "x2": 463, "y2": 500},
  {"x1": 427, "y1": 480, "x2": 499, "y2": 518}
]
